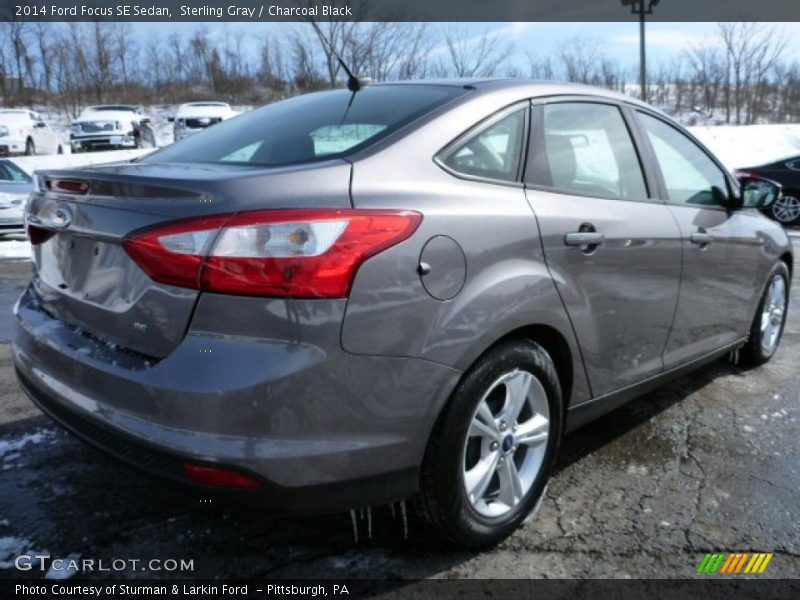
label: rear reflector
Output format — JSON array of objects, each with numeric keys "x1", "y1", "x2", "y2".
[
  {"x1": 124, "y1": 209, "x2": 422, "y2": 298},
  {"x1": 183, "y1": 463, "x2": 262, "y2": 488}
]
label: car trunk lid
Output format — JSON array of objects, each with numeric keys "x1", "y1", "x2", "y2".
[{"x1": 26, "y1": 160, "x2": 352, "y2": 359}]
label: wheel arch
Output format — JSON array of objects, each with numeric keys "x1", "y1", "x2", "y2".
[{"x1": 780, "y1": 251, "x2": 793, "y2": 278}]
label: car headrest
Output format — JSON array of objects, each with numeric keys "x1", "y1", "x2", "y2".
[{"x1": 545, "y1": 135, "x2": 577, "y2": 187}]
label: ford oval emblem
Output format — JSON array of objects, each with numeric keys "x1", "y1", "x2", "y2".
[{"x1": 51, "y1": 204, "x2": 73, "y2": 230}]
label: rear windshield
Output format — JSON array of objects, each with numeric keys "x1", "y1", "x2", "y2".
[{"x1": 143, "y1": 85, "x2": 466, "y2": 167}]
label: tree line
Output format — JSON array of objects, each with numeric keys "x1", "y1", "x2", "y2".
[{"x1": 0, "y1": 20, "x2": 796, "y2": 124}]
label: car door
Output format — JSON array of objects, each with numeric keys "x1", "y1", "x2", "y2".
[
  {"x1": 634, "y1": 110, "x2": 763, "y2": 366},
  {"x1": 524, "y1": 99, "x2": 682, "y2": 397}
]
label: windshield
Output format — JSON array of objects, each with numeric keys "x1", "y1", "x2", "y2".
[
  {"x1": 0, "y1": 160, "x2": 32, "y2": 182},
  {"x1": 144, "y1": 85, "x2": 466, "y2": 167}
]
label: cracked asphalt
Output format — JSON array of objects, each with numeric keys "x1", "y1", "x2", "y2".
[{"x1": 0, "y1": 241, "x2": 798, "y2": 580}]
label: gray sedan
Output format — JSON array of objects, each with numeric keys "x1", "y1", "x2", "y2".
[
  {"x1": 13, "y1": 80, "x2": 792, "y2": 548},
  {"x1": 0, "y1": 159, "x2": 31, "y2": 237}
]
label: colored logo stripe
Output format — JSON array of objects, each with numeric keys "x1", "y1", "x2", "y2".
[{"x1": 697, "y1": 552, "x2": 774, "y2": 574}]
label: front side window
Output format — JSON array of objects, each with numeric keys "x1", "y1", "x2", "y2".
[
  {"x1": 527, "y1": 102, "x2": 648, "y2": 200},
  {"x1": 440, "y1": 108, "x2": 526, "y2": 182},
  {"x1": 144, "y1": 85, "x2": 466, "y2": 167},
  {"x1": 638, "y1": 112, "x2": 730, "y2": 207}
]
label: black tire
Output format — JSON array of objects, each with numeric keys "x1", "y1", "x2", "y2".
[
  {"x1": 57, "y1": 145, "x2": 64, "y2": 154},
  {"x1": 740, "y1": 261, "x2": 790, "y2": 367},
  {"x1": 418, "y1": 339, "x2": 563, "y2": 548},
  {"x1": 24, "y1": 139, "x2": 34, "y2": 156}
]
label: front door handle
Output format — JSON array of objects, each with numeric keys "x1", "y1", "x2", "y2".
[
  {"x1": 690, "y1": 231, "x2": 713, "y2": 246},
  {"x1": 564, "y1": 232, "x2": 605, "y2": 247}
]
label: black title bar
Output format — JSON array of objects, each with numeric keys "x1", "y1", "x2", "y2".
[{"x1": 2, "y1": 0, "x2": 800, "y2": 22}]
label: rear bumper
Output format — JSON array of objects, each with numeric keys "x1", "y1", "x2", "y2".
[{"x1": 12, "y1": 285, "x2": 461, "y2": 511}]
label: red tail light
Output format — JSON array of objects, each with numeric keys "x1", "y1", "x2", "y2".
[
  {"x1": 123, "y1": 209, "x2": 422, "y2": 298},
  {"x1": 183, "y1": 463, "x2": 262, "y2": 488},
  {"x1": 46, "y1": 178, "x2": 90, "y2": 194}
]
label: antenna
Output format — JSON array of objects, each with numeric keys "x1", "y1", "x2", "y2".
[{"x1": 309, "y1": 20, "x2": 371, "y2": 92}]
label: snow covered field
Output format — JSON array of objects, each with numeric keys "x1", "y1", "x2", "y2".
[{"x1": 1, "y1": 122, "x2": 800, "y2": 260}]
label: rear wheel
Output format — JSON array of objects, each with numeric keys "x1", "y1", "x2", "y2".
[
  {"x1": 57, "y1": 145, "x2": 64, "y2": 154},
  {"x1": 741, "y1": 262, "x2": 790, "y2": 366},
  {"x1": 24, "y1": 138, "x2": 34, "y2": 156},
  {"x1": 770, "y1": 194, "x2": 800, "y2": 226},
  {"x1": 419, "y1": 340, "x2": 563, "y2": 548}
]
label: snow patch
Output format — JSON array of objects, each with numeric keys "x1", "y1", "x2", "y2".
[
  {"x1": 0, "y1": 429, "x2": 55, "y2": 458},
  {"x1": 0, "y1": 240, "x2": 31, "y2": 260},
  {"x1": 0, "y1": 536, "x2": 47, "y2": 570}
]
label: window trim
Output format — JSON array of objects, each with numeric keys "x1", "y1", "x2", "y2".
[
  {"x1": 632, "y1": 108, "x2": 736, "y2": 212},
  {"x1": 522, "y1": 96, "x2": 657, "y2": 205},
  {"x1": 434, "y1": 100, "x2": 530, "y2": 188}
]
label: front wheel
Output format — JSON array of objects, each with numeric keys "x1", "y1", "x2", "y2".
[
  {"x1": 419, "y1": 340, "x2": 563, "y2": 548},
  {"x1": 741, "y1": 262, "x2": 790, "y2": 366},
  {"x1": 24, "y1": 139, "x2": 34, "y2": 156}
]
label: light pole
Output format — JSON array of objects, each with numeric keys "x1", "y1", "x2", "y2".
[{"x1": 621, "y1": 0, "x2": 660, "y2": 102}]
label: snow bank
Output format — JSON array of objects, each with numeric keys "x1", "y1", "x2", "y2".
[
  {"x1": 11, "y1": 149, "x2": 152, "y2": 176},
  {"x1": 688, "y1": 124, "x2": 800, "y2": 170}
]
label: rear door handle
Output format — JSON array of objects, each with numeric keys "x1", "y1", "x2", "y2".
[
  {"x1": 690, "y1": 232, "x2": 713, "y2": 246},
  {"x1": 564, "y1": 232, "x2": 605, "y2": 247}
]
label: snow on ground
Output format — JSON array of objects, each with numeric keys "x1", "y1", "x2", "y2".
[
  {"x1": 0, "y1": 429, "x2": 55, "y2": 458},
  {"x1": 11, "y1": 149, "x2": 152, "y2": 176},
  {"x1": 0, "y1": 240, "x2": 30, "y2": 260},
  {"x1": 689, "y1": 124, "x2": 800, "y2": 170}
]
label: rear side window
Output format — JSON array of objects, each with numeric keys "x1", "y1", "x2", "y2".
[
  {"x1": 440, "y1": 108, "x2": 526, "y2": 182},
  {"x1": 526, "y1": 102, "x2": 648, "y2": 200},
  {"x1": 144, "y1": 85, "x2": 466, "y2": 167},
  {"x1": 638, "y1": 112, "x2": 729, "y2": 207}
]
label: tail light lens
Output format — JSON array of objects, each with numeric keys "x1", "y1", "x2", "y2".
[{"x1": 124, "y1": 209, "x2": 422, "y2": 298}]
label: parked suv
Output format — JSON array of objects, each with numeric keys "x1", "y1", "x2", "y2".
[
  {"x1": 70, "y1": 105, "x2": 155, "y2": 152},
  {"x1": 0, "y1": 109, "x2": 63, "y2": 156},
  {"x1": 14, "y1": 81, "x2": 792, "y2": 547},
  {"x1": 170, "y1": 101, "x2": 236, "y2": 142}
]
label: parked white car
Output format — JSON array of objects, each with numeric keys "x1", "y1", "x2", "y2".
[
  {"x1": 70, "y1": 105, "x2": 155, "y2": 152},
  {"x1": 0, "y1": 109, "x2": 63, "y2": 156},
  {"x1": 0, "y1": 158, "x2": 31, "y2": 237},
  {"x1": 170, "y1": 102, "x2": 236, "y2": 142}
]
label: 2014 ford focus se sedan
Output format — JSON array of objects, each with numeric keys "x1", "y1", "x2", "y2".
[{"x1": 13, "y1": 80, "x2": 792, "y2": 547}]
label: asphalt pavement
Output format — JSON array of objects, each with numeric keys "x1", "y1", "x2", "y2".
[{"x1": 0, "y1": 244, "x2": 798, "y2": 579}]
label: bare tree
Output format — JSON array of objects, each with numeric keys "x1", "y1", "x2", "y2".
[{"x1": 437, "y1": 25, "x2": 512, "y2": 78}]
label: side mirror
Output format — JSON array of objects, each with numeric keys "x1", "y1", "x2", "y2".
[
  {"x1": 167, "y1": 117, "x2": 175, "y2": 123},
  {"x1": 34, "y1": 122, "x2": 46, "y2": 129},
  {"x1": 738, "y1": 176, "x2": 782, "y2": 209}
]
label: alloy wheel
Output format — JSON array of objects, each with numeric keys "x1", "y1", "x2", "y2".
[
  {"x1": 771, "y1": 195, "x2": 800, "y2": 223},
  {"x1": 462, "y1": 369, "x2": 550, "y2": 518},
  {"x1": 761, "y1": 274, "x2": 787, "y2": 354}
]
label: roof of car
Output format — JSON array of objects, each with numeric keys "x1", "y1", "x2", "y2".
[{"x1": 372, "y1": 78, "x2": 652, "y2": 109}]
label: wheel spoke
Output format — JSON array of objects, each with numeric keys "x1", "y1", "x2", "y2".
[
  {"x1": 469, "y1": 415, "x2": 497, "y2": 440},
  {"x1": 503, "y1": 370, "x2": 533, "y2": 422},
  {"x1": 473, "y1": 399, "x2": 500, "y2": 437},
  {"x1": 465, "y1": 452, "x2": 499, "y2": 502},
  {"x1": 497, "y1": 458, "x2": 524, "y2": 507},
  {"x1": 515, "y1": 414, "x2": 549, "y2": 447}
]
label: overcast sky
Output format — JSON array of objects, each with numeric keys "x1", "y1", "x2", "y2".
[{"x1": 130, "y1": 21, "x2": 800, "y2": 76}]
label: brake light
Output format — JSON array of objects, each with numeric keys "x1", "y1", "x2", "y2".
[{"x1": 123, "y1": 209, "x2": 422, "y2": 298}]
